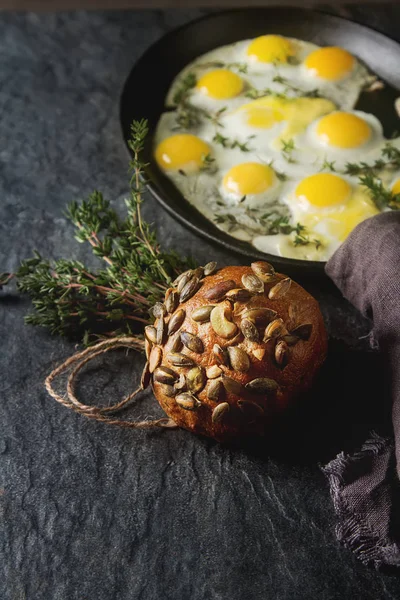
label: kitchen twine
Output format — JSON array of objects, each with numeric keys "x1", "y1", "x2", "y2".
[{"x1": 45, "y1": 337, "x2": 177, "y2": 430}]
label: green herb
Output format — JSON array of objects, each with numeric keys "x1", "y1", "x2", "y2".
[
  {"x1": 320, "y1": 159, "x2": 336, "y2": 172},
  {"x1": 272, "y1": 75, "x2": 320, "y2": 98},
  {"x1": 213, "y1": 132, "x2": 253, "y2": 152},
  {"x1": 200, "y1": 153, "x2": 217, "y2": 172},
  {"x1": 172, "y1": 72, "x2": 197, "y2": 105},
  {"x1": 205, "y1": 106, "x2": 227, "y2": 127},
  {"x1": 5, "y1": 120, "x2": 195, "y2": 344},
  {"x1": 195, "y1": 61, "x2": 248, "y2": 73},
  {"x1": 245, "y1": 87, "x2": 287, "y2": 100},
  {"x1": 345, "y1": 143, "x2": 400, "y2": 176},
  {"x1": 359, "y1": 173, "x2": 400, "y2": 210},
  {"x1": 281, "y1": 138, "x2": 296, "y2": 163}
]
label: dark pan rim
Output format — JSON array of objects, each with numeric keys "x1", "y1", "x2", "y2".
[{"x1": 120, "y1": 7, "x2": 400, "y2": 277}]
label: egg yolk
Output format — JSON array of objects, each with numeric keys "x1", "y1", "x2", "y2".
[
  {"x1": 155, "y1": 134, "x2": 210, "y2": 172},
  {"x1": 316, "y1": 112, "x2": 371, "y2": 149},
  {"x1": 247, "y1": 35, "x2": 294, "y2": 64},
  {"x1": 392, "y1": 178, "x2": 400, "y2": 195},
  {"x1": 223, "y1": 162, "x2": 275, "y2": 196},
  {"x1": 304, "y1": 47, "x2": 355, "y2": 81},
  {"x1": 296, "y1": 173, "x2": 352, "y2": 207},
  {"x1": 196, "y1": 69, "x2": 243, "y2": 99},
  {"x1": 245, "y1": 106, "x2": 284, "y2": 128}
]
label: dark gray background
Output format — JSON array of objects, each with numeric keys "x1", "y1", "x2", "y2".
[{"x1": 1, "y1": 6, "x2": 400, "y2": 599}]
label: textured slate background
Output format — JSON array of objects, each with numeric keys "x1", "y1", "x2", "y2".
[{"x1": 1, "y1": 6, "x2": 400, "y2": 600}]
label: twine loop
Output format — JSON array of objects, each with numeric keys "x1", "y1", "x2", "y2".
[{"x1": 45, "y1": 337, "x2": 177, "y2": 430}]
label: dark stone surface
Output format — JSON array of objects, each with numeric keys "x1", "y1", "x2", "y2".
[{"x1": 1, "y1": 7, "x2": 400, "y2": 600}]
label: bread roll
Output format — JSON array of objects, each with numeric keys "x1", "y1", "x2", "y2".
[{"x1": 143, "y1": 262, "x2": 327, "y2": 442}]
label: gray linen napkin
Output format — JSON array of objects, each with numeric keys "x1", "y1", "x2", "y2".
[{"x1": 324, "y1": 211, "x2": 400, "y2": 569}]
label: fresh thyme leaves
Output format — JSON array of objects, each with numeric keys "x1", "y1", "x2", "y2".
[
  {"x1": 345, "y1": 143, "x2": 400, "y2": 176},
  {"x1": 172, "y1": 72, "x2": 197, "y2": 105},
  {"x1": 320, "y1": 159, "x2": 336, "y2": 172},
  {"x1": 205, "y1": 106, "x2": 227, "y2": 127},
  {"x1": 213, "y1": 132, "x2": 254, "y2": 152},
  {"x1": 200, "y1": 153, "x2": 217, "y2": 173},
  {"x1": 0, "y1": 272, "x2": 13, "y2": 289},
  {"x1": 172, "y1": 72, "x2": 206, "y2": 130},
  {"x1": 359, "y1": 173, "x2": 400, "y2": 210},
  {"x1": 245, "y1": 76, "x2": 320, "y2": 101},
  {"x1": 281, "y1": 138, "x2": 296, "y2": 163},
  {"x1": 195, "y1": 61, "x2": 248, "y2": 73},
  {"x1": 245, "y1": 87, "x2": 286, "y2": 100},
  {"x1": 9, "y1": 119, "x2": 195, "y2": 344},
  {"x1": 272, "y1": 75, "x2": 320, "y2": 98}
]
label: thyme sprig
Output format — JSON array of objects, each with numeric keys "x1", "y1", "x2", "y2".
[
  {"x1": 4, "y1": 120, "x2": 195, "y2": 344},
  {"x1": 359, "y1": 174, "x2": 400, "y2": 210},
  {"x1": 213, "y1": 132, "x2": 254, "y2": 152},
  {"x1": 195, "y1": 61, "x2": 248, "y2": 73},
  {"x1": 245, "y1": 76, "x2": 320, "y2": 100},
  {"x1": 281, "y1": 138, "x2": 296, "y2": 163}
]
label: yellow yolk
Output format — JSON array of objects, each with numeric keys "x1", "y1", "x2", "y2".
[
  {"x1": 392, "y1": 179, "x2": 400, "y2": 195},
  {"x1": 316, "y1": 112, "x2": 371, "y2": 148},
  {"x1": 304, "y1": 47, "x2": 355, "y2": 81},
  {"x1": 223, "y1": 163, "x2": 275, "y2": 196},
  {"x1": 196, "y1": 69, "x2": 243, "y2": 99},
  {"x1": 237, "y1": 96, "x2": 335, "y2": 140},
  {"x1": 247, "y1": 35, "x2": 294, "y2": 64},
  {"x1": 296, "y1": 173, "x2": 351, "y2": 207},
  {"x1": 155, "y1": 134, "x2": 210, "y2": 172}
]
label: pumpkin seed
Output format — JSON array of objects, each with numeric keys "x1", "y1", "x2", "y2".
[
  {"x1": 176, "y1": 270, "x2": 194, "y2": 293},
  {"x1": 174, "y1": 373, "x2": 186, "y2": 391},
  {"x1": 165, "y1": 290, "x2": 179, "y2": 314},
  {"x1": 282, "y1": 334, "x2": 300, "y2": 346},
  {"x1": 225, "y1": 288, "x2": 252, "y2": 302},
  {"x1": 210, "y1": 303, "x2": 238, "y2": 339},
  {"x1": 156, "y1": 317, "x2": 166, "y2": 345},
  {"x1": 213, "y1": 344, "x2": 229, "y2": 366},
  {"x1": 193, "y1": 266, "x2": 204, "y2": 280},
  {"x1": 237, "y1": 399, "x2": 264, "y2": 418},
  {"x1": 241, "y1": 273, "x2": 264, "y2": 293},
  {"x1": 275, "y1": 340, "x2": 289, "y2": 368},
  {"x1": 140, "y1": 361, "x2": 151, "y2": 390},
  {"x1": 252, "y1": 348, "x2": 265, "y2": 361},
  {"x1": 167, "y1": 352, "x2": 196, "y2": 367},
  {"x1": 153, "y1": 366, "x2": 178, "y2": 385},
  {"x1": 245, "y1": 377, "x2": 278, "y2": 394},
  {"x1": 175, "y1": 392, "x2": 201, "y2": 411},
  {"x1": 173, "y1": 269, "x2": 192, "y2": 287},
  {"x1": 222, "y1": 375, "x2": 243, "y2": 396},
  {"x1": 204, "y1": 261, "x2": 217, "y2": 276},
  {"x1": 144, "y1": 325, "x2": 157, "y2": 344},
  {"x1": 268, "y1": 277, "x2": 291, "y2": 300},
  {"x1": 181, "y1": 331, "x2": 204, "y2": 353},
  {"x1": 169, "y1": 333, "x2": 182, "y2": 352},
  {"x1": 263, "y1": 318, "x2": 286, "y2": 341},
  {"x1": 145, "y1": 339, "x2": 151, "y2": 360},
  {"x1": 204, "y1": 279, "x2": 237, "y2": 301},
  {"x1": 180, "y1": 276, "x2": 200, "y2": 303},
  {"x1": 168, "y1": 309, "x2": 186, "y2": 335},
  {"x1": 212, "y1": 402, "x2": 230, "y2": 423},
  {"x1": 240, "y1": 318, "x2": 260, "y2": 342},
  {"x1": 228, "y1": 346, "x2": 250, "y2": 372},
  {"x1": 186, "y1": 366, "x2": 206, "y2": 393},
  {"x1": 160, "y1": 384, "x2": 177, "y2": 398},
  {"x1": 151, "y1": 302, "x2": 166, "y2": 319},
  {"x1": 243, "y1": 307, "x2": 277, "y2": 325},
  {"x1": 251, "y1": 261, "x2": 276, "y2": 282},
  {"x1": 206, "y1": 365, "x2": 222, "y2": 379},
  {"x1": 291, "y1": 323, "x2": 312, "y2": 340},
  {"x1": 149, "y1": 346, "x2": 162, "y2": 373},
  {"x1": 207, "y1": 379, "x2": 222, "y2": 401},
  {"x1": 192, "y1": 305, "x2": 214, "y2": 322}
]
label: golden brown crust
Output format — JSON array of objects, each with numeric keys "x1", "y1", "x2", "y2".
[{"x1": 145, "y1": 263, "x2": 327, "y2": 442}]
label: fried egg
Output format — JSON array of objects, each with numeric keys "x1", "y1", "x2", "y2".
[
  {"x1": 297, "y1": 110, "x2": 384, "y2": 168},
  {"x1": 219, "y1": 162, "x2": 280, "y2": 208},
  {"x1": 154, "y1": 34, "x2": 390, "y2": 262}
]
